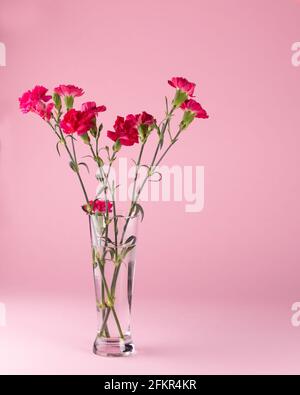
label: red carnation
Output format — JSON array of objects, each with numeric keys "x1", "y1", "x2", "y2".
[
  {"x1": 181, "y1": 99, "x2": 208, "y2": 119},
  {"x1": 168, "y1": 77, "x2": 196, "y2": 97},
  {"x1": 82, "y1": 199, "x2": 113, "y2": 214},
  {"x1": 60, "y1": 109, "x2": 96, "y2": 136},
  {"x1": 19, "y1": 85, "x2": 53, "y2": 121},
  {"x1": 54, "y1": 85, "x2": 84, "y2": 97},
  {"x1": 107, "y1": 115, "x2": 139, "y2": 146},
  {"x1": 81, "y1": 102, "x2": 106, "y2": 115},
  {"x1": 136, "y1": 111, "x2": 156, "y2": 127}
]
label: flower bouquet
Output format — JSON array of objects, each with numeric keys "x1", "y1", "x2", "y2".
[{"x1": 19, "y1": 77, "x2": 208, "y2": 357}]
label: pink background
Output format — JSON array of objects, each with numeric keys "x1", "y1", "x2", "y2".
[{"x1": 1, "y1": 0, "x2": 300, "y2": 374}]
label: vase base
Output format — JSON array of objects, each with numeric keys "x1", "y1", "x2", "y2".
[{"x1": 93, "y1": 335, "x2": 135, "y2": 357}]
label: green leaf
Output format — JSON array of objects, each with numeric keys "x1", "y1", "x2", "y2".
[
  {"x1": 65, "y1": 135, "x2": 77, "y2": 141},
  {"x1": 121, "y1": 245, "x2": 136, "y2": 259},
  {"x1": 149, "y1": 171, "x2": 162, "y2": 182},
  {"x1": 125, "y1": 235, "x2": 136, "y2": 245},
  {"x1": 78, "y1": 162, "x2": 90, "y2": 173},
  {"x1": 56, "y1": 141, "x2": 61, "y2": 157},
  {"x1": 108, "y1": 246, "x2": 116, "y2": 260},
  {"x1": 104, "y1": 237, "x2": 114, "y2": 244},
  {"x1": 126, "y1": 245, "x2": 136, "y2": 253},
  {"x1": 134, "y1": 203, "x2": 144, "y2": 221}
]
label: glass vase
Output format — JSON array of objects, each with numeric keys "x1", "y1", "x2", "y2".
[{"x1": 89, "y1": 212, "x2": 139, "y2": 357}]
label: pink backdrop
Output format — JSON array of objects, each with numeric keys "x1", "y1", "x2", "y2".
[{"x1": 1, "y1": 0, "x2": 300, "y2": 374}]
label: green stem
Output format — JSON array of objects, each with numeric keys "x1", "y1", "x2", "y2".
[
  {"x1": 131, "y1": 142, "x2": 146, "y2": 207},
  {"x1": 102, "y1": 219, "x2": 110, "y2": 337},
  {"x1": 103, "y1": 109, "x2": 178, "y2": 326},
  {"x1": 155, "y1": 129, "x2": 182, "y2": 167},
  {"x1": 49, "y1": 121, "x2": 90, "y2": 204},
  {"x1": 99, "y1": 308, "x2": 111, "y2": 337},
  {"x1": 108, "y1": 143, "x2": 145, "y2": 295},
  {"x1": 120, "y1": 108, "x2": 175, "y2": 244},
  {"x1": 89, "y1": 144, "x2": 124, "y2": 338},
  {"x1": 75, "y1": 169, "x2": 90, "y2": 204},
  {"x1": 98, "y1": 264, "x2": 124, "y2": 339},
  {"x1": 111, "y1": 185, "x2": 118, "y2": 259},
  {"x1": 101, "y1": 275, "x2": 110, "y2": 338}
]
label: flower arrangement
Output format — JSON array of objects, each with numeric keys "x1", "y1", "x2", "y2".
[{"x1": 19, "y1": 77, "x2": 208, "y2": 356}]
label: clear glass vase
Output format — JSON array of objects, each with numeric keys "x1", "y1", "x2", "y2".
[{"x1": 89, "y1": 212, "x2": 139, "y2": 357}]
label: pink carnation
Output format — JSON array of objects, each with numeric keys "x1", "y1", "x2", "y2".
[
  {"x1": 54, "y1": 85, "x2": 84, "y2": 97},
  {"x1": 82, "y1": 199, "x2": 113, "y2": 214},
  {"x1": 81, "y1": 102, "x2": 106, "y2": 115},
  {"x1": 181, "y1": 99, "x2": 209, "y2": 119},
  {"x1": 34, "y1": 102, "x2": 55, "y2": 121},
  {"x1": 19, "y1": 86, "x2": 53, "y2": 120},
  {"x1": 93, "y1": 200, "x2": 113, "y2": 213},
  {"x1": 136, "y1": 111, "x2": 156, "y2": 127},
  {"x1": 168, "y1": 77, "x2": 196, "y2": 97},
  {"x1": 107, "y1": 115, "x2": 139, "y2": 146},
  {"x1": 60, "y1": 109, "x2": 96, "y2": 136}
]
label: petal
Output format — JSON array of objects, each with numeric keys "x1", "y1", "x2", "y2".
[{"x1": 107, "y1": 130, "x2": 117, "y2": 142}]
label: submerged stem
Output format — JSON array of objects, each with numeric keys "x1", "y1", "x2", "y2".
[{"x1": 98, "y1": 263, "x2": 124, "y2": 340}]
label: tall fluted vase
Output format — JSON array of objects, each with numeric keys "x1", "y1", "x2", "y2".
[{"x1": 89, "y1": 212, "x2": 139, "y2": 357}]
